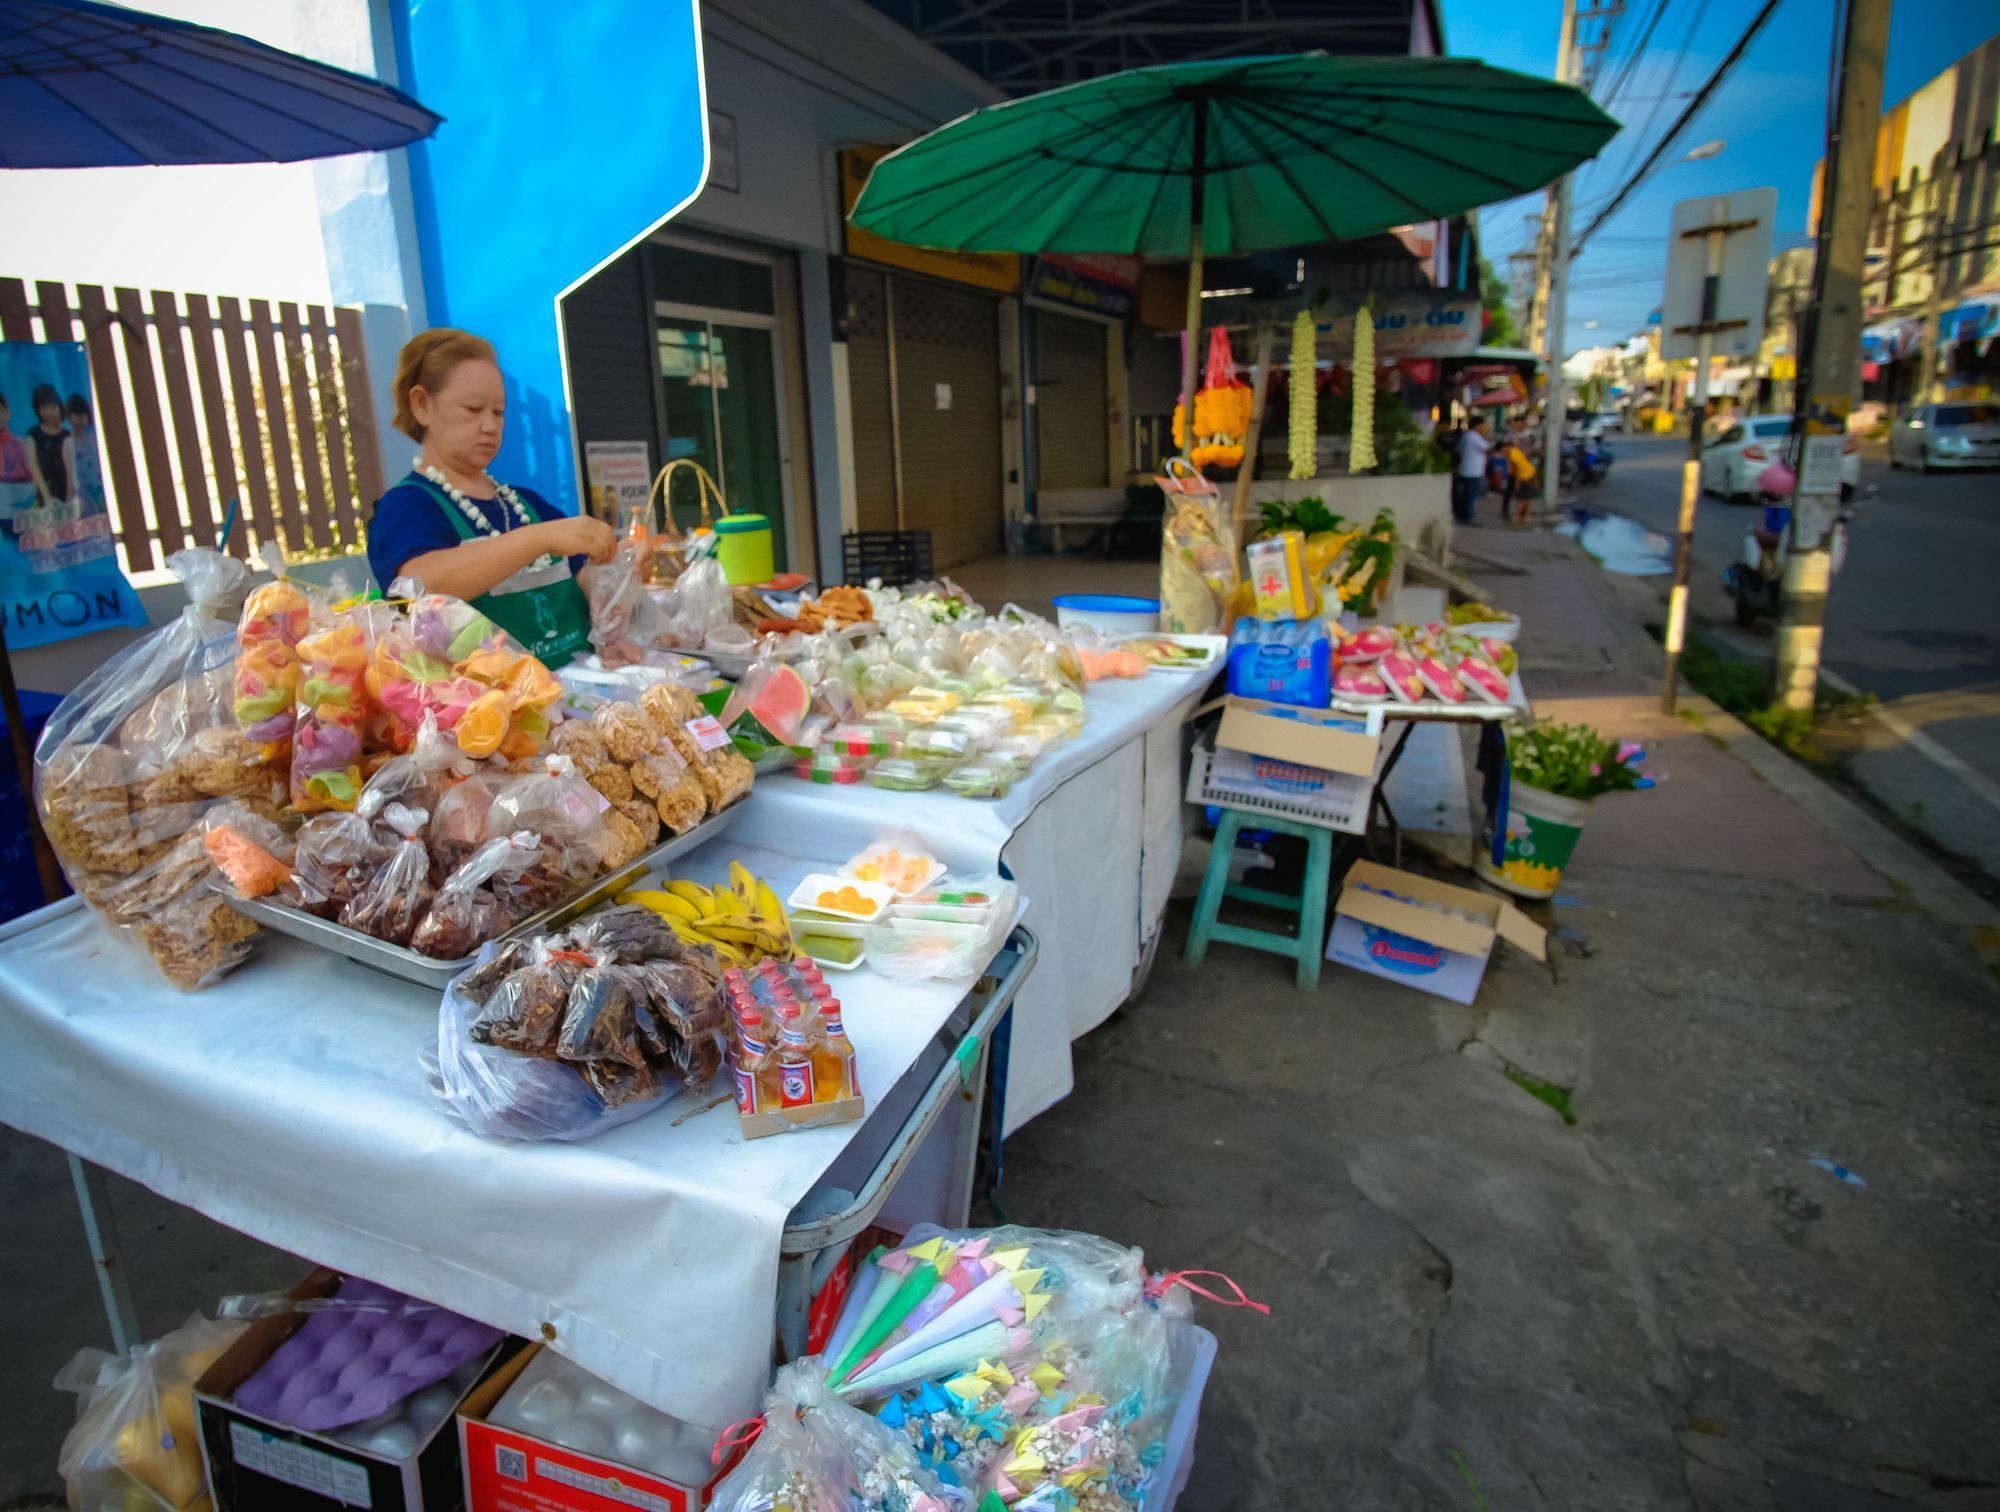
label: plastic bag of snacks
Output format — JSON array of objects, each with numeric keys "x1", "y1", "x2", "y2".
[
  {"x1": 579, "y1": 537, "x2": 669, "y2": 667},
  {"x1": 338, "y1": 801, "x2": 435, "y2": 945},
  {"x1": 426, "y1": 905, "x2": 724, "y2": 1140},
  {"x1": 35, "y1": 549, "x2": 295, "y2": 988},
  {"x1": 290, "y1": 595, "x2": 400, "y2": 811},
  {"x1": 486, "y1": 755, "x2": 613, "y2": 893},
  {"x1": 640, "y1": 682, "x2": 755, "y2": 812},
  {"x1": 709, "y1": 1361, "x2": 962, "y2": 1512},
  {"x1": 377, "y1": 579, "x2": 566, "y2": 759},
  {"x1": 54, "y1": 1312, "x2": 247, "y2": 1512}
]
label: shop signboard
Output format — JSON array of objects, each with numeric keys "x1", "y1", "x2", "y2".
[
  {"x1": 841, "y1": 146, "x2": 1020, "y2": 295},
  {"x1": 1318, "y1": 293, "x2": 1482, "y2": 361},
  {"x1": 1029, "y1": 252, "x2": 1141, "y2": 317},
  {"x1": 0, "y1": 340, "x2": 144, "y2": 648}
]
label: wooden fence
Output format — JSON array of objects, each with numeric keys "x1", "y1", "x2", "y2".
[{"x1": 0, "y1": 277, "x2": 385, "y2": 577}]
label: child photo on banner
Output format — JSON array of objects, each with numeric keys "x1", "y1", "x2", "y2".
[{"x1": 0, "y1": 340, "x2": 144, "y2": 649}]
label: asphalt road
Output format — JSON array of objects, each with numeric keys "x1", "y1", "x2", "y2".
[{"x1": 1568, "y1": 431, "x2": 2000, "y2": 876}]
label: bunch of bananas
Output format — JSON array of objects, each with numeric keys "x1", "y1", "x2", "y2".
[{"x1": 619, "y1": 860, "x2": 794, "y2": 966}]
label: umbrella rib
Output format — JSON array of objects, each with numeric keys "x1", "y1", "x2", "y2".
[
  {"x1": 67, "y1": 57, "x2": 297, "y2": 157},
  {"x1": 857, "y1": 105, "x2": 1146, "y2": 230},
  {"x1": 1213, "y1": 99, "x2": 1340, "y2": 245},
  {"x1": 1228, "y1": 96, "x2": 1439, "y2": 225},
  {"x1": 136, "y1": 51, "x2": 377, "y2": 150},
  {"x1": 161, "y1": 29, "x2": 434, "y2": 122},
  {"x1": 1129, "y1": 104, "x2": 1190, "y2": 254},
  {"x1": 13, "y1": 65, "x2": 161, "y2": 164},
  {"x1": 1287, "y1": 88, "x2": 1616, "y2": 131}
]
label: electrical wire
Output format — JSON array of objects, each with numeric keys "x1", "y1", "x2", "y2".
[
  {"x1": 1594, "y1": 0, "x2": 1670, "y2": 113},
  {"x1": 1594, "y1": 0, "x2": 1709, "y2": 205},
  {"x1": 1571, "y1": 0, "x2": 1787, "y2": 254}
]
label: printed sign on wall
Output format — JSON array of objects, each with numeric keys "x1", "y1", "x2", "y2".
[{"x1": 0, "y1": 340, "x2": 144, "y2": 648}]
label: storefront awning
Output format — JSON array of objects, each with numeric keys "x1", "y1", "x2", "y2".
[
  {"x1": 1940, "y1": 299, "x2": 1998, "y2": 353},
  {"x1": 1461, "y1": 345, "x2": 1541, "y2": 366}
]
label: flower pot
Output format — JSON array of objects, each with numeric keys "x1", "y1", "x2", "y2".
[{"x1": 1475, "y1": 782, "x2": 1592, "y2": 899}]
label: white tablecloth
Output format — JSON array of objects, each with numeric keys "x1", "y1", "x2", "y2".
[
  {"x1": 728, "y1": 670, "x2": 1207, "y2": 1131},
  {"x1": 0, "y1": 838, "x2": 983, "y2": 1430}
]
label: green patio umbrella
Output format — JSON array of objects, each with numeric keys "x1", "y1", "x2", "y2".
[{"x1": 850, "y1": 53, "x2": 1619, "y2": 420}]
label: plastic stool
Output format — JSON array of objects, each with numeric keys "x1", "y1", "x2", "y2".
[{"x1": 1185, "y1": 809, "x2": 1333, "y2": 990}]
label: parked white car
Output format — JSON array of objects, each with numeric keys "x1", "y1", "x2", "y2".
[
  {"x1": 1888, "y1": 402, "x2": 2000, "y2": 470},
  {"x1": 1701, "y1": 414, "x2": 1858, "y2": 502}
]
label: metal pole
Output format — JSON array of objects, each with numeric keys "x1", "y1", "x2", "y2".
[
  {"x1": 1541, "y1": 0, "x2": 1580, "y2": 514},
  {"x1": 1776, "y1": 0, "x2": 1888, "y2": 715},
  {"x1": 1179, "y1": 94, "x2": 1210, "y2": 451},
  {"x1": 1230, "y1": 319, "x2": 1277, "y2": 545},
  {"x1": 70, "y1": 1155, "x2": 143, "y2": 1355},
  {"x1": 1662, "y1": 211, "x2": 1725, "y2": 711}
]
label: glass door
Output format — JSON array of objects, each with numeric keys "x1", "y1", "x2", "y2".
[{"x1": 656, "y1": 312, "x2": 789, "y2": 569}]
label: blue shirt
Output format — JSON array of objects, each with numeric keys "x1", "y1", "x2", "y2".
[{"x1": 366, "y1": 476, "x2": 587, "y2": 594}]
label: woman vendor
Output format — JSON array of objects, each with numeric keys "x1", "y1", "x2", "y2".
[{"x1": 368, "y1": 328, "x2": 615, "y2": 667}]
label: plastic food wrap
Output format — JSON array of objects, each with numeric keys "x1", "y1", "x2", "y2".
[
  {"x1": 55, "y1": 1313, "x2": 248, "y2": 1512},
  {"x1": 1158, "y1": 460, "x2": 1238, "y2": 633},
  {"x1": 580, "y1": 538, "x2": 669, "y2": 667},
  {"x1": 641, "y1": 682, "x2": 754, "y2": 812},
  {"x1": 339, "y1": 803, "x2": 435, "y2": 945},
  {"x1": 487, "y1": 755, "x2": 612, "y2": 887},
  {"x1": 34, "y1": 550, "x2": 285, "y2": 987},
  {"x1": 709, "y1": 1361, "x2": 960, "y2": 1512},
  {"x1": 410, "y1": 830, "x2": 545, "y2": 959},
  {"x1": 428, "y1": 906, "x2": 730, "y2": 1141},
  {"x1": 656, "y1": 537, "x2": 736, "y2": 650},
  {"x1": 232, "y1": 574, "x2": 311, "y2": 760}
]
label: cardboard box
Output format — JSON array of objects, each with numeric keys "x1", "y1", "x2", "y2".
[
  {"x1": 1214, "y1": 696, "x2": 1383, "y2": 777},
  {"x1": 194, "y1": 1268, "x2": 511, "y2": 1512},
  {"x1": 737, "y1": 1091, "x2": 867, "y2": 1140},
  {"x1": 1326, "y1": 859, "x2": 1546, "y2": 1006},
  {"x1": 459, "y1": 1345, "x2": 741, "y2": 1512}
]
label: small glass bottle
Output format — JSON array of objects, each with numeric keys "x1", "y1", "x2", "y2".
[
  {"x1": 815, "y1": 1000, "x2": 857, "y2": 1101},
  {"x1": 733, "y1": 1009, "x2": 771, "y2": 1115},
  {"x1": 776, "y1": 1011, "x2": 817, "y2": 1108}
]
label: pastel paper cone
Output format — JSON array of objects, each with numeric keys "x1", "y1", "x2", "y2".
[
  {"x1": 841, "y1": 1320, "x2": 1023, "y2": 1397},
  {"x1": 850, "y1": 1274, "x2": 959, "y2": 1379},
  {"x1": 866, "y1": 1271, "x2": 1027, "y2": 1379},
  {"x1": 824, "y1": 1249, "x2": 890, "y2": 1365},
  {"x1": 830, "y1": 1260, "x2": 938, "y2": 1385}
]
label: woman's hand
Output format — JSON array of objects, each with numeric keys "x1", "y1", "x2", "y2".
[{"x1": 538, "y1": 514, "x2": 618, "y2": 564}]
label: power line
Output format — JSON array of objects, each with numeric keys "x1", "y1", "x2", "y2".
[
  {"x1": 1596, "y1": 0, "x2": 1709, "y2": 197},
  {"x1": 1594, "y1": 0, "x2": 1670, "y2": 111},
  {"x1": 1571, "y1": 0, "x2": 1788, "y2": 253}
]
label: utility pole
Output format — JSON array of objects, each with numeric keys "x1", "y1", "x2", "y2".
[
  {"x1": 1776, "y1": 0, "x2": 1888, "y2": 716},
  {"x1": 1915, "y1": 145, "x2": 1960, "y2": 402},
  {"x1": 1541, "y1": 0, "x2": 1580, "y2": 513},
  {"x1": 1660, "y1": 204, "x2": 1728, "y2": 711}
]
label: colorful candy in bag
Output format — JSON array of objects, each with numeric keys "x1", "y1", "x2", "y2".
[{"x1": 233, "y1": 578, "x2": 312, "y2": 759}]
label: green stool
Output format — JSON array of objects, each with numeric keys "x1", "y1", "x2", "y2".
[{"x1": 1185, "y1": 809, "x2": 1334, "y2": 990}]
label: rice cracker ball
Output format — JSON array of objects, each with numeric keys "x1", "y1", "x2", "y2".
[
  {"x1": 640, "y1": 684, "x2": 753, "y2": 811},
  {"x1": 592, "y1": 702, "x2": 659, "y2": 763},
  {"x1": 584, "y1": 760, "x2": 635, "y2": 805},
  {"x1": 614, "y1": 797, "x2": 662, "y2": 847}
]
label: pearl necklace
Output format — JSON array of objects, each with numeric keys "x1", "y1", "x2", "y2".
[{"x1": 416, "y1": 457, "x2": 558, "y2": 571}]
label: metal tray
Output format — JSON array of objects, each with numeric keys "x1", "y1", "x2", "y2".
[{"x1": 226, "y1": 801, "x2": 744, "y2": 990}]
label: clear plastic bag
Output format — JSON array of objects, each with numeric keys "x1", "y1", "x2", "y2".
[
  {"x1": 710, "y1": 1361, "x2": 963, "y2": 1512},
  {"x1": 410, "y1": 830, "x2": 545, "y2": 960},
  {"x1": 338, "y1": 804, "x2": 434, "y2": 945},
  {"x1": 487, "y1": 755, "x2": 613, "y2": 889},
  {"x1": 428, "y1": 939, "x2": 679, "y2": 1142},
  {"x1": 657, "y1": 537, "x2": 735, "y2": 650},
  {"x1": 580, "y1": 538, "x2": 669, "y2": 667},
  {"x1": 55, "y1": 1312, "x2": 247, "y2": 1511}
]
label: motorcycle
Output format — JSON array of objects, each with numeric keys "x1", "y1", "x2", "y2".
[
  {"x1": 1721, "y1": 464, "x2": 1856, "y2": 628},
  {"x1": 1559, "y1": 433, "x2": 1613, "y2": 487}
]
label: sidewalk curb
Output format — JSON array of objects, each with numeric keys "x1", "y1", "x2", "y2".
[{"x1": 1680, "y1": 693, "x2": 2000, "y2": 933}]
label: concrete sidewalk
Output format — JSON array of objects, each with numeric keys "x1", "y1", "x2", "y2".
[{"x1": 1003, "y1": 526, "x2": 2000, "y2": 1509}]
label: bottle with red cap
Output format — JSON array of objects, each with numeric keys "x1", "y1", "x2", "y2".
[
  {"x1": 775, "y1": 1007, "x2": 817, "y2": 1108},
  {"x1": 813, "y1": 998, "x2": 856, "y2": 1100}
]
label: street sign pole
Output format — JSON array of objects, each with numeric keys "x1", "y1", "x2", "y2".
[
  {"x1": 1777, "y1": 0, "x2": 1888, "y2": 716},
  {"x1": 1656, "y1": 187, "x2": 1778, "y2": 711}
]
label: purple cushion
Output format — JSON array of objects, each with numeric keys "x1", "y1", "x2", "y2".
[{"x1": 234, "y1": 1277, "x2": 501, "y2": 1432}]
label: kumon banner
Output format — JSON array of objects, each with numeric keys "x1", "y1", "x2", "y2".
[
  {"x1": 1320, "y1": 292, "x2": 1482, "y2": 362},
  {"x1": 0, "y1": 340, "x2": 145, "y2": 648}
]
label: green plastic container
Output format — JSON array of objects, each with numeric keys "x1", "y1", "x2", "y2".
[{"x1": 714, "y1": 514, "x2": 774, "y2": 585}]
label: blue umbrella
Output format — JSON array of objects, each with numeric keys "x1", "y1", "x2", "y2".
[{"x1": 0, "y1": 0, "x2": 441, "y2": 168}]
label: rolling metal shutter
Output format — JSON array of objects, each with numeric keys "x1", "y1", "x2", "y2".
[
  {"x1": 1034, "y1": 308, "x2": 1109, "y2": 489},
  {"x1": 894, "y1": 277, "x2": 1003, "y2": 570},
  {"x1": 843, "y1": 266, "x2": 897, "y2": 533}
]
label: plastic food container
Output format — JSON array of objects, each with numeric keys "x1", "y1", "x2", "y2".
[
  {"x1": 902, "y1": 725, "x2": 978, "y2": 768},
  {"x1": 1051, "y1": 593, "x2": 1162, "y2": 635},
  {"x1": 892, "y1": 883, "x2": 1001, "y2": 926},
  {"x1": 794, "y1": 916, "x2": 868, "y2": 971},
  {"x1": 786, "y1": 872, "x2": 895, "y2": 922},
  {"x1": 841, "y1": 844, "x2": 945, "y2": 896},
  {"x1": 794, "y1": 748, "x2": 872, "y2": 784},
  {"x1": 868, "y1": 757, "x2": 940, "y2": 792},
  {"x1": 826, "y1": 720, "x2": 900, "y2": 759},
  {"x1": 943, "y1": 757, "x2": 1013, "y2": 799},
  {"x1": 865, "y1": 915, "x2": 991, "y2": 981},
  {"x1": 713, "y1": 513, "x2": 775, "y2": 585},
  {"x1": 886, "y1": 688, "x2": 960, "y2": 724},
  {"x1": 938, "y1": 707, "x2": 1015, "y2": 743}
]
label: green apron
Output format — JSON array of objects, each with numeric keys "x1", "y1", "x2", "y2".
[{"x1": 412, "y1": 475, "x2": 593, "y2": 668}]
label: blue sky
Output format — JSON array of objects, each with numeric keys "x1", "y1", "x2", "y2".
[{"x1": 1443, "y1": 1, "x2": 1997, "y2": 355}]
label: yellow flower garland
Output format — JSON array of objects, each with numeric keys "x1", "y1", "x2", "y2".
[
  {"x1": 1349, "y1": 303, "x2": 1375, "y2": 473},
  {"x1": 1288, "y1": 308, "x2": 1316, "y2": 480}
]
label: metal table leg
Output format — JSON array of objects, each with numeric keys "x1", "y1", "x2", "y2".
[
  {"x1": 69, "y1": 1154, "x2": 142, "y2": 1354},
  {"x1": 1367, "y1": 722, "x2": 1418, "y2": 869}
]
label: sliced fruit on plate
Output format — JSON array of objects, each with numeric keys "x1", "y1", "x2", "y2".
[
  {"x1": 1333, "y1": 664, "x2": 1389, "y2": 701},
  {"x1": 1379, "y1": 652, "x2": 1426, "y2": 704},
  {"x1": 1415, "y1": 656, "x2": 1469, "y2": 705},
  {"x1": 1456, "y1": 656, "x2": 1510, "y2": 704}
]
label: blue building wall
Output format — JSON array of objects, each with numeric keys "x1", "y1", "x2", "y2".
[{"x1": 392, "y1": 1, "x2": 708, "y2": 512}]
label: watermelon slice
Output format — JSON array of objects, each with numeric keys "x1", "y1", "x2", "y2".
[{"x1": 746, "y1": 663, "x2": 812, "y2": 742}]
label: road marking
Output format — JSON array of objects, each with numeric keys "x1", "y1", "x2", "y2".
[{"x1": 1821, "y1": 667, "x2": 2000, "y2": 814}]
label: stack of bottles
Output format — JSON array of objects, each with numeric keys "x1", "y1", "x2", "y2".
[{"x1": 724, "y1": 956, "x2": 861, "y2": 1118}]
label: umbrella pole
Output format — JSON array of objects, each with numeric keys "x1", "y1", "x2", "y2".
[
  {"x1": 1178, "y1": 93, "x2": 1210, "y2": 454},
  {"x1": 1180, "y1": 221, "x2": 1204, "y2": 446}
]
